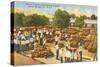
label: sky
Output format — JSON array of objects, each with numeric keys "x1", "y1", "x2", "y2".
[{"x1": 12, "y1": 1, "x2": 97, "y2": 18}]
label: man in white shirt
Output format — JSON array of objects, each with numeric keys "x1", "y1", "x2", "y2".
[
  {"x1": 29, "y1": 37, "x2": 34, "y2": 49},
  {"x1": 59, "y1": 48, "x2": 63, "y2": 63},
  {"x1": 14, "y1": 38, "x2": 20, "y2": 52},
  {"x1": 20, "y1": 39, "x2": 26, "y2": 52},
  {"x1": 30, "y1": 37, "x2": 34, "y2": 43},
  {"x1": 59, "y1": 48, "x2": 67, "y2": 63},
  {"x1": 32, "y1": 33, "x2": 36, "y2": 39},
  {"x1": 70, "y1": 50, "x2": 75, "y2": 62},
  {"x1": 46, "y1": 31, "x2": 49, "y2": 36},
  {"x1": 79, "y1": 39, "x2": 84, "y2": 62},
  {"x1": 63, "y1": 47, "x2": 67, "y2": 63},
  {"x1": 50, "y1": 31, "x2": 52, "y2": 36},
  {"x1": 55, "y1": 44, "x2": 59, "y2": 60},
  {"x1": 21, "y1": 34, "x2": 26, "y2": 40},
  {"x1": 25, "y1": 39, "x2": 30, "y2": 50},
  {"x1": 66, "y1": 49, "x2": 71, "y2": 62},
  {"x1": 55, "y1": 35, "x2": 59, "y2": 45}
]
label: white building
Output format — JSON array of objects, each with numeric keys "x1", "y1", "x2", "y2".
[
  {"x1": 84, "y1": 19, "x2": 97, "y2": 28},
  {"x1": 70, "y1": 18, "x2": 76, "y2": 26},
  {"x1": 70, "y1": 18, "x2": 97, "y2": 28}
]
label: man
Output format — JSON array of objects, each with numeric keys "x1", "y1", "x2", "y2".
[
  {"x1": 66, "y1": 48, "x2": 71, "y2": 62},
  {"x1": 63, "y1": 47, "x2": 67, "y2": 63},
  {"x1": 43, "y1": 37, "x2": 46, "y2": 48},
  {"x1": 20, "y1": 38, "x2": 26, "y2": 53},
  {"x1": 34, "y1": 40, "x2": 38, "y2": 48},
  {"x1": 14, "y1": 37, "x2": 20, "y2": 52},
  {"x1": 70, "y1": 50, "x2": 75, "y2": 62},
  {"x1": 55, "y1": 44, "x2": 59, "y2": 60},
  {"x1": 29, "y1": 37, "x2": 34, "y2": 49},
  {"x1": 74, "y1": 49, "x2": 79, "y2": 61},
  {"x1": 79, "y1": 39, "x2": 84, "y2": 62},
  {"x1": 55, "y1": 35, "x2": 59, "y2": 45},
  {"x1": 59, "y1": 48, "x2": 63, "y2": 63},
  {"x1": 25, "y1": 39, "x2": 30, "y2": 50},
  {"x1": 64, "y1": 40, "x2": 70, "y2": 50},
  {"x1": 46, "y1": 30, "x2": 49, "y2": 36}
]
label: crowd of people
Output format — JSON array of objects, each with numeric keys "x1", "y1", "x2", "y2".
[
  {"x1": 11, "y1": 27, "x2": 84, "y2": 63},
  {"x1": 12, "y1": 27, "x2": 51, "y2": 52},
  {"x1": 55, "y1": 36, "x2": 83, "y2": 63}
]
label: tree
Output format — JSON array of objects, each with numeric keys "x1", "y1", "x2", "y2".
[
  {"x1": 74, "y1": 16, "x2": 85, "y2": 28},
  {"x1": 13, "y1": 13, "x2": 49, "y2": 27},
  {"x1": 14, "y1": 13, "x2": 25, "y2": 27},
  {"x1": 91, "y1": 14, "x2": 97, "y2": 20},
  {"x1": 70, "y1": 14, "x2": 76, "y2": 18},
  {"x1": 31, "y1": 14, "x2": 49, "y2": 26},
  {"x1": 53, "y1": 9, "x2": 70, "y2": 28},
  {"x1": 81, "y1": 15, "x2": 87, "y2": 19},
  {"x1": 23, "y1": 15, "x2": 33, "y2": 26}
]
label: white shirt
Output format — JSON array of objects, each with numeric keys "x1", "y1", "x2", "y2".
[
  {"x1": 70, "y1": 52, "x2": 74, "y2": 59},
  {"x1": 66, "y1": 50, "x2": 71, "y2": 58},
  {"x1": 21, "y1": 40, "x2": 25, "y2": 45},
  {"x1": 36, "y1": 36, "x2": 39, "y2": 40},
  {"x1": 43, "y1": 40, "x2": 46, "y2": 44},
  {"x1": 40, "y1": 33, "x2": 43, "y2": 38},
  {"x1": 63, "y1": 48, "x2": 67, "y2": 57},
  {"x1": 50, "y1": 32, "x2": 52, "y2": 35},
  {"x1": 55, "y1": 36, "x2": 59, "y2": 41},
  {"x1": 14, "y1": 39, "x2": 20, "y2": 44},
  {"x1": 32, "y1": 34, "x2": 35, "y2": 38},
  {"x1": 79, "y1": 46, "x2": 83, "y2": 52},
  {"x1": 59, "y1": 48, "x2": 65, "y2": 57},
  {"x1": 55, "y1": 45, "x2": 59, "y2": 50},
  {"x1": 25, "y1": 40, "x2": 30, "y2": 44},
  {"x1": 21, "y1": 35, "x2": 25, "y2": 40},
  {"x1": 65, "y1": 35, "x2": 68, "y2": 38},
  {"x1": 30, "y1": 38, "x2": 33, "y2": 42},
  {"x1": 46, "y1": 31, "x2": 49, "y2": 35},
  {"x1": 18, "y1": 31, "x2": 21, "y2": 34},
  {"x1": 59, "y1": 48, "x2": 63, "y2": 57}
]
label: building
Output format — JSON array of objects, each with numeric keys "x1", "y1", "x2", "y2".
[
  {"x1": 70, "y1": 18, "x2": 76, "y2": 26},
  {"x1": 84, "y1": 19, "x2": 97, "y2": 28},
  {"x1": 70, "y1": 18, "x2": 97, "y2": 28}
]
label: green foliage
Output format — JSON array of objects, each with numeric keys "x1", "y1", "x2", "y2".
[
  {"x1": 91, "y1": 14, "x2": 97, "y2": 20},
  {"x1": 13, "y1": 13, "x2": 49, "y2": 27},
  {"x1": 23, "y1": 15, "x2": 33, "y2": 26},
  {"x1": 75, "y1": 16, "x2": 85, "y2": 28},
  {"x1": 14, "y1": 13, "x2": 25, "y2": 27},
  {"x1": 31, "y1": 14, "x2": 49, "y2": 26},
  {"x1": 70, "y1": 14, "x2": 76, "y2": 18},
  {"x1": 53, "y1": 9, "x2": 70, "y2": 28},
  {"x1": 82, "y1": 15, "x2": 87, "y2": 19}
]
